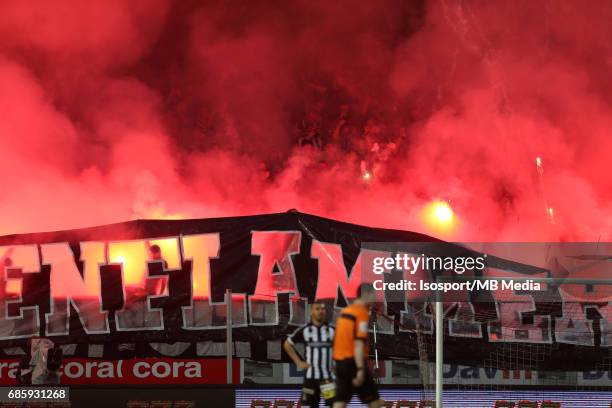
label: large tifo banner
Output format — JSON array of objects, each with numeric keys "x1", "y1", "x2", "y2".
[{"x1": 0, "y1": 211, "x2": 609, "y2": 370}]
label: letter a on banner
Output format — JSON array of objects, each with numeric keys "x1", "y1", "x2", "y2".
[{"x1": 250, "y1": 231, "x2": 302, "y2": 326}]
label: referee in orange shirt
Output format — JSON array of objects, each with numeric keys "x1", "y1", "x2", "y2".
[{"x1": 332, "y1": 283, "x2": 384, "y2": 408}]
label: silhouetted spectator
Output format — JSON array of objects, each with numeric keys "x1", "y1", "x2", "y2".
[
  {"x1": 297, "y1": 110, "x2": 323, "y2": 149},
  {"x1": 149, "y1": 245, "x2": 168, "y2": 269},
  {"x1": 147, "y1": 244, "x2": 168, "y2": 296}
]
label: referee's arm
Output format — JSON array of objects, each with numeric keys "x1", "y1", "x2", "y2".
[
  {"x1": 283, "y1": 338, "x2": 310, "y2": 370},
  {"x1": 352, "y1": 339, "x2": 367, "y2": 386}
]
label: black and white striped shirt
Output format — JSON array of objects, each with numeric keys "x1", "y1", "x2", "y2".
[{"x1": 287, "y1": 322, "x2": 335, "y2": 380}]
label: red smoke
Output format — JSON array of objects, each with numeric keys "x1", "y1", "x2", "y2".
[{"x1": 0, "y1": 0, "x2": 610, "y2": 241}]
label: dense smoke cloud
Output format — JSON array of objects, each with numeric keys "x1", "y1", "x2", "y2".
[{"x1": 0, "y1": 0, "x2": 609, "y2": 241}]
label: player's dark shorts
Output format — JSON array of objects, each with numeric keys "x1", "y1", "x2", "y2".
[
  {"x1": 300, "y1": 378, "x2": 335, "y2": 407},
  {"x1": 334, "y1": 359, "x2": 380, "y2": 404}
]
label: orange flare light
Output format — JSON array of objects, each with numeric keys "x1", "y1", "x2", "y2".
[
  {"x1": 109, "y1": 242, "x2": 148, "y2": 286},
  {"x1": 423, "y1": 200, "x2": 457, "y2": 235}
]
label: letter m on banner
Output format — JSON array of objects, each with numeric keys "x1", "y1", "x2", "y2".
[{"x1": 311, "y1": 240, "x2": 389, "y2": 306}]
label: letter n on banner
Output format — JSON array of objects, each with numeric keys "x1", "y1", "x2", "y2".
[
  {"x1": 182, "y1": 234, "x2": 247, "y2": 330},
  {"x1": 43, "y1": 242, "x2": 109, "y2": 335}
]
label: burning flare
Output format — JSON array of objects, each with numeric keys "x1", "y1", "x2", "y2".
[{"x1": 423, "y1": 200, "x2": 457, "y2": 236}]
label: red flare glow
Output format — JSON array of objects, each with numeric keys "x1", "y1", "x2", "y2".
[{"x1": 0, "y1": 1, "x2": 609, "y2": 242}]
